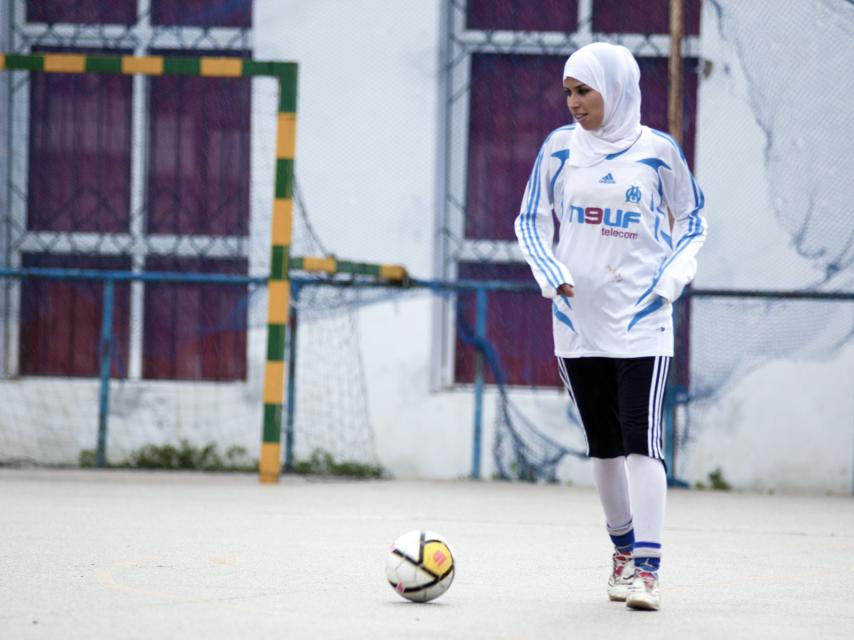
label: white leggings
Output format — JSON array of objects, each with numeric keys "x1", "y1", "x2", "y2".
[{"x1": 591, "y1": 454, "x2": 666, "y2": 554}]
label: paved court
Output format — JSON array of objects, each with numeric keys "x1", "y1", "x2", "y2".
[{"x1": 1, "y1": 468, "x2": 852, "y2": 639}]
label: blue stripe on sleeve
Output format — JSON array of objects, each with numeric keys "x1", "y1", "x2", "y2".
[
  {"x1": 634, "y1": 200, "x2": 704, "y2": 305},
  {"x1": 518, "y1": 126, "x2": 575, "y2": 289},
  {"x1": 548, "y1": 149, "x2": 569, "y2": 204},
  {"x1": 519, "y1": 147, "x2": 561, "y2": 288},
  {"x1": 651, "y1": 128, "x2": 700, "y2": 209},
  {"x1": 633, "y1": 132, "x2": 706, "y2": 306}
]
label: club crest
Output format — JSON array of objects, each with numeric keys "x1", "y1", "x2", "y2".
[{"x1": 625, "y1": 185, "x2": 642, "y2": 204}]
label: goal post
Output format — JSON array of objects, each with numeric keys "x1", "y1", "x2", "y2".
[
  {"x1": 261, "y1": 59, "x2": 297, "y2": 485},
  {"x1": 0, "y1": 51, "x2": 410, "y2": 483},
  {"x1": 1, "y1": 51, "x2": 298, "y2": 483}
]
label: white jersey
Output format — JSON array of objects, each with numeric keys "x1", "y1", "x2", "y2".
[{"x1": 514, "y1": 125, "x2": 707, "y2": 358}]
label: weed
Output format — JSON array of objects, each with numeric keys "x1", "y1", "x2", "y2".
[
  {"x1": 291, "y1": 448, "x2": 385, "y2": 479},
  {"x1": 79, "y1": 441, "x2": 256, "y2": 472},
  {"x1": 79, "y1": 444, "x2": 384, "y2": 478},
  {"x1": 694, "y1": 466, "x2": 731, "y2": 491}
]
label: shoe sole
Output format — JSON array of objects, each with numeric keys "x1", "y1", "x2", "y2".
[{"x1": 626, "y1": 594, "x2": 659, "y2": 611}]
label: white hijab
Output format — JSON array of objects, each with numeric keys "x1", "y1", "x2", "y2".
[{"x1": 563, "y1": 43, "x2": 642, "y2": 167}]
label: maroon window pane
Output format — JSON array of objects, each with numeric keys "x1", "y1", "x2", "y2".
[
  {"x1": 454, "y1": 262, "x2": 559, "y2": 387},
  {"x1": 143, "y1": 257, "x2": 248, "y2": 381},
  {"x1": 151, "y1": 0, "x2": 252, "y2": 27},
  {"x1": 28, "y1": 47, "x2": 133, "y2": 233},
  {"x1": 20, "y1": 254, "x2": 131, "y2": 378},
  {"x1": 27, "y1": 0, "x2": 136, "y2": 24},
  {"x1": 466, "y1": 53, "x2": 569, "y2": 241},
  {"x1": 592, "y1": 0, "x2": 701, "y2": 36},
  {"x1": 466, "y1": 0, "x2": 578, "y2": 31},
  {"x1": 147, "y1": 49, "x2": 251, "y2": 236}
]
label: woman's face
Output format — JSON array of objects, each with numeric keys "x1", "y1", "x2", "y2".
[{"x1": 564, "y1": 77, "x2": 604, "y2": 130}]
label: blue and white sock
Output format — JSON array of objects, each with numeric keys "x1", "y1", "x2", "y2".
[
  {"x1": 633, "y1": 542, "x2": 661, "y2": 573},
  {"x1": 608, "y1": 518, "x2": 634, "y2": 554},
  {"x1": 627, "y1": 454, "x2": 667, "y2": 574}
]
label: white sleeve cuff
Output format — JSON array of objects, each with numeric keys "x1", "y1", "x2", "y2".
[
  {"x1": 652, "y1": 271, "x2": 685, "y2": 303},
  {"x1": 540, "y1": 282, "x2": 558, "y2": 299},
  {"x1": 540, "y1": 268, "x2": 574, "y2": 299}
]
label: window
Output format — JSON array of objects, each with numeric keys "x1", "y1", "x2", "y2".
[
  {"x1": 151, "y1": 0, "x2": 252, "y2": 28},
  {"x1": 444, "y1": 0, "x2": 702, "y2": 387},
  {"x1": 143, "y1": 257, "x2": 248, "y2": 381},
  {"x1": 147, "y1": 49, "x2": 251, "y2": 236},
  {"x1": 592, "y1": 0, "x2": 701, "y2": 35},
  {"x1": 28, "y1": 47, "x2": 133, "y2": 233},
  {"x1": 142, "y1": 49, "x2": 251, "y2": 380},
  {"x1": 20, "y1": 253, "x2": 131, "y2": 377},
  {"x1": 466, "y1": 53, "x2": 568, "y2": 242},
  {"x1": 26, "y1": 0, "x2": 136, "y2": 25},
  {"x1": 455, "y1": 262, "x2": 557, "y2": 387},
  {"x1": 466, "y1": 0, "x2": 578, "y2": 32},
  {"x1": 13, "y1": 6, "x2": 253, "y2": 382}
]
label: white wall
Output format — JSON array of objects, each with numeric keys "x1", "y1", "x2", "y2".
[
  {"x1": 683, "y1": 0, "x2": 854, "y2": 493},
  {"x1": 0, "y1": 1, "x2": 474, "y2": 478},
  {"x1": 251, "y1": 1, "x2": 478, "y2": 479},
  {"x1": 254, "y1": 0, "x2": 440, "y2": 271},
  {"x1": 260, "y1": 0, "x2": 854, "y2": 491},
  {"x1": 2, "y1": 0, "x2": 851, "y2": 493}
]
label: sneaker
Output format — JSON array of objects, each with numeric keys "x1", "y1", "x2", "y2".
[
  {"x1": 626, "y1": 570, "x2": 660, "y2": 611},
  {"x1": 607, "y1": 551, "x2": 635, "y2": 602}
]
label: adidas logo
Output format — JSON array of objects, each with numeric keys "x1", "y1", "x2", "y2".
[{"x1": 599, "y1": 173, "x2": 616, "y2": 184}]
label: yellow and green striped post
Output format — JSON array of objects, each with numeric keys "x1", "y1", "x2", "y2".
[
  {"x1": 288, "y1": 257, "x2": 408, "y2": 282},
  {"x1": 0, "y1": 51, "x2": 296, "y2": 80},
  {"x1": 260, "y1": 65, "x2": 298, "y2": 483}
]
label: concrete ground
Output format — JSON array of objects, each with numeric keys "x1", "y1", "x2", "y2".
[{"x1": 0, "y1": 468, "x2": 852, "y2": 640}]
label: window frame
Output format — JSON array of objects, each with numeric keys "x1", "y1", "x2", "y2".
[
  {"x1": 4, "y1": 0, "x2": 254, "y2": 381},
  {"x1": 435, "y1": 0, "x2": 702, "y2": 389}
]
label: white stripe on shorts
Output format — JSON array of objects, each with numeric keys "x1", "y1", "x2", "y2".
[
  {"x1": 658, "y1": 357, "x2": 671, "y2": 457},
  {"x1": 647, "y1": 356, "x2": 670, "y2": 458},
  {"x1": 556, "y1": 358, "x2": 589, "y2": 456},
  {"x1": 647, "y1": 357, "x2": 660, "y2": 457},
  {"x1": 557, "y1": 357, "x2": 572, "y2": 398}
]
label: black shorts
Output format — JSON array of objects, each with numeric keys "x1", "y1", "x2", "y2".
[{"x1": 557, "y1": 356, "x2": 670, "y2": 459}]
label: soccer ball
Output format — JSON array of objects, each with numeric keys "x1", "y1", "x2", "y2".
[{"x1": 385, "y1": 530, "x2": 455, "y2": 602}]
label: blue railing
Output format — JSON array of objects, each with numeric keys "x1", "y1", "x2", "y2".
[
  {"x1": 0, "y1": 267, "x2": 542, "y2": 478},
  {"x1": 11, "y1": 267, "x2": 839, "y2": 484},
  {"x1": 0, "y1": 267, "x2": 265, "y2": 467}
]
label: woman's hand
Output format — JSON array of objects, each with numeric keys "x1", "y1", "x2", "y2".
[{"x1": 557, "y1": 283, "x2": 575, "y2": 297}]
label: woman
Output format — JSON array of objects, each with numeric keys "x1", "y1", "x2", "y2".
[{"x1": 514, "y1": 42, "x2": 706, "y2": 611}]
